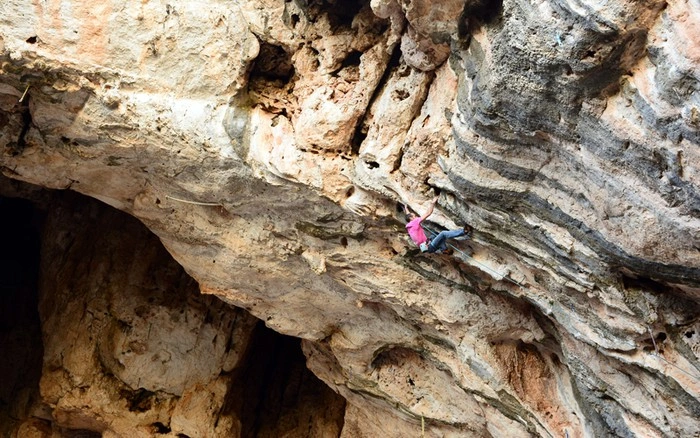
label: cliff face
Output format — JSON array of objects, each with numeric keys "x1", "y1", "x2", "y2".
[{"x1": 0, "y1": 0, "x2": 699, "y2": 436}]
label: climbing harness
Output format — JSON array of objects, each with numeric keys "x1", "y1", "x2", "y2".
[{"x1": 422, "y1": 225, "x2": 526, "y2": 289}]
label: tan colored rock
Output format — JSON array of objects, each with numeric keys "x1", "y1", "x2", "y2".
[
  {"x1": 32, "y1": 193, "x2": 258, "y2": 436},
  {"x1": 0, "y1": 187, "x2": 347, "y2": 437},
  {"x1": 1, "y1": 0, "x2": 699, "y2": 436}
]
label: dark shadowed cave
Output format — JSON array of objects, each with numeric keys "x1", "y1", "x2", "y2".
[
  {"x1": 0, "y1": 180, "x2": 346, "y2": 437},
  {"x1": 0, "y1": 197, "x2": 44, "y2": 436}
]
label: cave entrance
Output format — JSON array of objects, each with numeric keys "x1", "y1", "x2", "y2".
[
  {"x1": 230, "y1": 320, "x2": 346, "y2": 438},
  {"x1": 0, "y1": 197, "x2": 44, "y2": 435},
  {"x1": 0, "y1": 183, "x2": 346, "y2": 436}
]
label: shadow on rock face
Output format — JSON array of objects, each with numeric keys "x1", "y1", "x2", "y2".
[
  {"x1": 0, "y1": 180, "x2": 346, "y2": 437},
  {"x1": 0, "y1": 197, "x2": 43, "y2": 437}
]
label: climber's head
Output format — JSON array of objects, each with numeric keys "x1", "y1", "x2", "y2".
[{"x1": 404, "y1": 206, "x2": 417, "y2": 221}]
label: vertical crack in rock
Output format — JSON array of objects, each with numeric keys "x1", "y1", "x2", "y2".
[
  {"x1": 14, "y1": 92, "x2": 31, "y2": 154},
  {"x1": 351, "y1": 43, "x2": 403, "y2": 156}
]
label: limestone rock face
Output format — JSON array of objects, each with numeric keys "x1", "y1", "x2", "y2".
[
  {"x1": 0, "y1": 0, "x2": 699, "y2": 436},
  {"x1": 0, "y1": 185, "x2": 346, "y2": 437}
]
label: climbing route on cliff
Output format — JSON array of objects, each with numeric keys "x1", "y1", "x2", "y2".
[
  {"x1": 422, "y1": 225, "x2": 526, "y2": 288},
  {"x1": 1, "y1": 0, "x2": 699, "y2": 434},
  {"x1": 402, "y1": 196, "x2": 527, "y2": 288}
]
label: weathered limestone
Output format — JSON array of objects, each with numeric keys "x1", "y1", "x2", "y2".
[
  {"x1": 0, "y1": 184, "x2": 346, "y2": 437},
  {"x1": 1, "y1": 0, "x2": 699, "y2": 436}
]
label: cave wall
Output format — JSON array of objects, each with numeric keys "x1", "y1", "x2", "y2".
[
  {"x1": 0, "y1": 182, "x2": 346, "y2": 437},
  {"x1": 0, "y1": 0, "x2": 698, "y2": 436}
]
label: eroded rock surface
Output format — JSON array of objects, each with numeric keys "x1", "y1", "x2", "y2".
[
  {"x1": 0, "y1": 184, "x2": 346, "y2": 437},
  {"x1": 0, "y1": 0, "x2": 699, "y2": 436}
]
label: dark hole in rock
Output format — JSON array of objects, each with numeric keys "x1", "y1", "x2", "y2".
[
  {"x1": 121, "y1": 388, "x2": 155, "y2": 412},
  {"x1": 325, "y1": 0, "x2": 366, "y2": 31},
  {"x1": 227, "y1": 320, "x2": 346, "y2": 437},
  {"x1": 392, "y1": 89, "x2": 409, "y2": 101},
  {"x1": 0, "y1": 196, "x2": 43, "y2": 436},
  {"x1": 250, "y1": 41, "x2": 295, "y2": 82},
  {"x1": 466, "y1": 0, "x2": 504, "y2": 27},
  {"x1": 63, "y1": 429, "x2": 102, "y2": 438},
  {"x1": 152, "y1": 422, "x2": 171, "y2": 433},
  {"x1": 341, "y1": 50, "x2": 362, "y2": 69},
  {"x1": 550, "y1": 353, "x2": 562, "y2": 366},
  {"x1": 26, "y1": 36, "x2": 37, "y2": 44},
  {"x1": 350, "y1": 123, "x2": 368, "y2": 155}
]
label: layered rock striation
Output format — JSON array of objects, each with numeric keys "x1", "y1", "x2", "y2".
[{"x1": 0, "y1": 0, "x2": 699, "y2": 436}]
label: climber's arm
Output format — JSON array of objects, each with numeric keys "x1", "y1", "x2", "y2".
[{"x1": 420, "y1": 197, "x2": 438, "y2": 221}]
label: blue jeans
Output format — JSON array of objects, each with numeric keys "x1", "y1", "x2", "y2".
[{"x1": 428, "y1": 229, "x2": 465, "y2": 253}]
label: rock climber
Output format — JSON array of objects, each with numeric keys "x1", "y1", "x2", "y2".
[{"x1": 405, "y1": 197, "x2": 472, "y2": 254}]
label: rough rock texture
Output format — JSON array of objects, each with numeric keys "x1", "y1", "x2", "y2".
[
  {"x1": 0, "y1": 0, "x2": 699, "y2": 436},
  {"x1": 0, "y1": 184, "x2": 346, "y2": 437}
]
